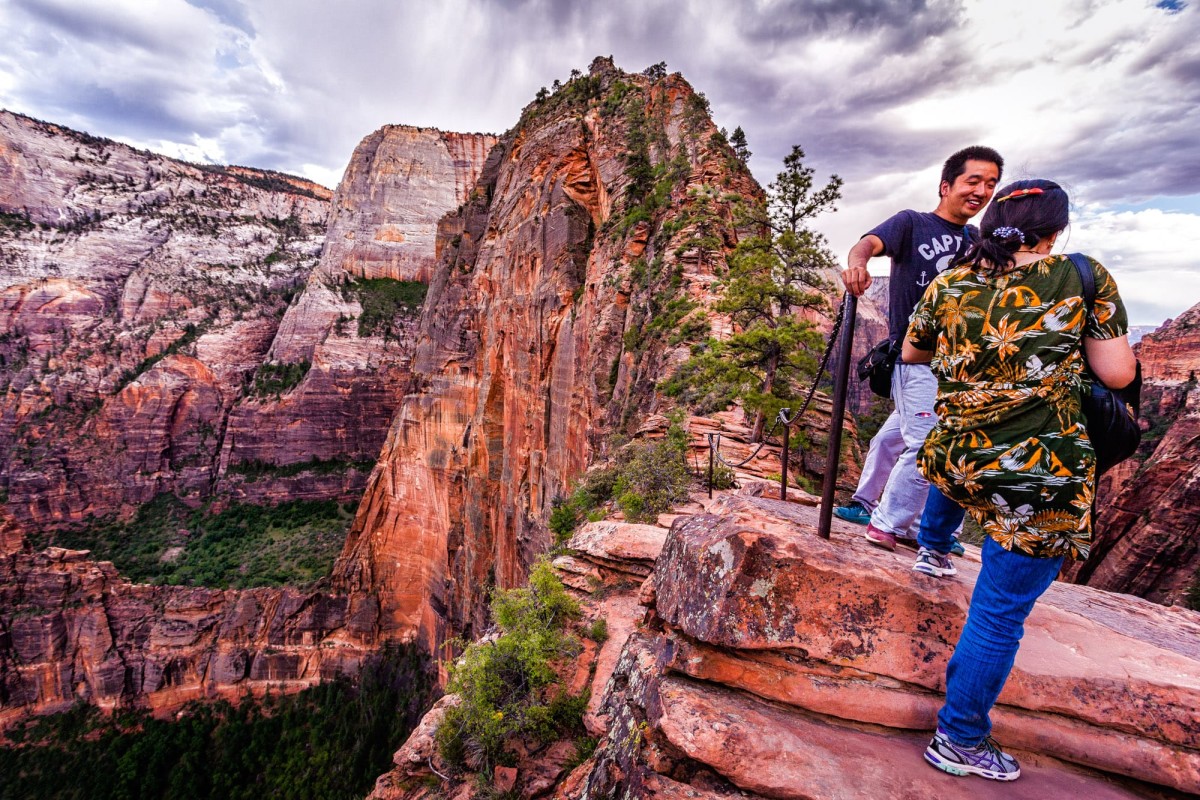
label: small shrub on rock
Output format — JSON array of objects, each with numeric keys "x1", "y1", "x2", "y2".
[
  {"x1": 613, "y1": 415, "x2": 692, "y2": 523},
  {"x1": 436, "y1": 560, "x2": 585, "y2": 774}
]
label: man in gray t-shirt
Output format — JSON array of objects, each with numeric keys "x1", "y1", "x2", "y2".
[{"x1": 836, "y1": 146, "x2": 1003, "y2": 550}]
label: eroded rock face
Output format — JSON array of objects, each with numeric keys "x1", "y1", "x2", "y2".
[
  {"x1": 0, "y1": 110, "x2": 495, "y2": 526},
  {"x1": 333, "y1": 58, "x2": 774, "y2": 653},
  {"x1": 319, "y1": 126, "x2": 499, "y2": 284},
  {"x1": 1069, "y1": 304, "x2": 1200, "y2": 606},
  {"x1": 0, "y1": 110, "x2": 328, "y2": 524},
  {"x1": 0, "y1": 546, "x2": 379, "y2": 724}
]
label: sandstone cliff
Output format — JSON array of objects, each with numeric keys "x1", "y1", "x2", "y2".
[
  {"x1": 0, "y1": 542, "x2": 381, "y2": 725},
  {"x1": 331, "y1": 58, "x2": 847, "y2": 655},
  {"x1": 0, "y1": 111, "x2": 494, "y2": 526},
  {"x1": 1068, "y1": 304, "x2": 1200, "y2": 607},
  {"x1": 0, "y1": 113, "x2": 495, "y2": 720}
]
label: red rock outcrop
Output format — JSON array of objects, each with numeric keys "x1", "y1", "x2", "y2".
[
  {"x1": 1069, "y1": 304, "x2": 1200, "y2": 607},
  {"x1": 0, "y1": 546, "x2": 380, "y2": 725},
  {"x1": 373, "y1": 489, "x2": 1197, "y2": 798}
]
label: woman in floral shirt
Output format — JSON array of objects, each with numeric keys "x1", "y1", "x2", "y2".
[{"x1": 902, "y1": 179, "x2": 1136, "y2": 781}]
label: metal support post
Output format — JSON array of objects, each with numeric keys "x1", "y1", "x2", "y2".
[{"x1": 818, "y1": 293, "x2": 859, "y2": 539}]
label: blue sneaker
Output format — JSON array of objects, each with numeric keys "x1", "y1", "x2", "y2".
[
  {"x1": 833, "y1": 501, "x2": 871, "y2": 526},
  {"x1": 950, "y1": 537, "x2": 966, "y2": 557},
  {"x1": 924, "y1": 727, "x2": 1020, "y2": 781}
]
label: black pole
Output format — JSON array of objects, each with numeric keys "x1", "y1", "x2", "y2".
[
  {"x1": 780, "y1": 412, "x2": 790, "y2": 502},
  {"x1": 819, "y1": 293, "x2": 858, "y2": 540},
  {"x1": 707, "y1": 433, "x2": 715, "y2": 499}
]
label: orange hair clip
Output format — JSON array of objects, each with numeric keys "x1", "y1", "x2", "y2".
[{"x1": 995, "y1": 187, "x2": 1044, "y2": 203}]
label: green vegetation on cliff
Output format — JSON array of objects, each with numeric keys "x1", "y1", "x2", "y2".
[
  {"x1": 437, "y1": 561, "x2": 588, "y2": 775},
  {"x1": 249, "y1": 359, "x2": 311, "y2": 397},
  {"x1": 0, "y1": 645, "x2": 432, "y2": 800},
  {"x1": 340, "y1": 277, "x2": 427, "y2": 339},
  {"x1": 28, "y1": 495, "x2": 352, "y2": 588},
  {"x1": 666, "y1": 145, "x2": 842, "y2": 440},
  {"x1": 550, "y1": 415, "x2": 695, "y2": 539}
]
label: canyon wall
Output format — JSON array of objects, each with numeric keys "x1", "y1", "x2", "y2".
[
  {"x1": 0, "y1": 114, "x2": 495, "y2": 720},
  {"x1": 0, "y1": 542, "x2": 381, "y2": 725},
  {"x1": 1068, "y1": 304, "x2": 1200, "y2": 606},
  {"x1": 0, "y1": 111, "x2": 494, "y2": 526}
]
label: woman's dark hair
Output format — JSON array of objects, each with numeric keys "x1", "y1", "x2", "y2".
[{"x1": 960, "y1": 179, "x2": 1069, "y2": 273}]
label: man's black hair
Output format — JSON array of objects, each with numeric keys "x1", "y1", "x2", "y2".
[{"x1": 939, "y1": 146, "x2": 1004, "y2": 197}]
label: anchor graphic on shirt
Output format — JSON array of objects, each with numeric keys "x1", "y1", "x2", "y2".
[{"x1": 916, "y1": 270, "x2": 930, "y2": 287}]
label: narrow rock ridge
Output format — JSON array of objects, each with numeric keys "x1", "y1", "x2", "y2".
[{"x1": 330, "y1": 57, "x2": 846, "y2": 655}]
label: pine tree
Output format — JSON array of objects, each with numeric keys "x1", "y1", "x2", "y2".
[
  {"x1": 730, "y1": 126, "x2": 751, "y2": 164},
  {"x1": 668, "y1": 145, "x2": 842, "y2": 441}
]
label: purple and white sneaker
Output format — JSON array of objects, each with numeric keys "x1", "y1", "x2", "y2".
[
  {"x1": 913, "y1": 546, "x2": 957, "y2": 577},
  {"x1": 924, "y1": 727, "x2": 1020, "y2": 780}
]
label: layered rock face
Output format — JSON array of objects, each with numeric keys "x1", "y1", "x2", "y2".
[
  {"x1": 0, "y1": 111, "x2": 494, "y2": 526},
  {"x1": 0, "y1": 545, "x2": 380, "y2": 724},
  {"x1": 219, "y1": 125, "x2": 496, "y2": 504},
  {"x1": 333, "y1": 58, "x2": 822, "y2": 654},
  {"x1": 0, "y1": 110, "x2": 328, "y2": 524},
  {"x1": 0, "y1": 113, "x2": 495, "y2": 721},
  {"x1": 1068, "y1": 305, "x2": 1200, "y2": 606},
  {"x1": 319, "y1": 125, "x2": 498, "y2": 284}
]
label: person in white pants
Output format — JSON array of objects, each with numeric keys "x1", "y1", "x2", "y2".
[{"x1": 834, "y1": 146, "x2": 1003, "y2": 550}]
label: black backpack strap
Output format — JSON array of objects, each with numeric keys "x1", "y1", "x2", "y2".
[{"x1": 1066, "y1": 252, "x2": 1096, "y2": 313}]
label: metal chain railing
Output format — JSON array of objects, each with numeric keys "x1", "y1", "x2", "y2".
[
  {"x1": 706, "y1": 293, "x2": 859, "y2": 539},
  {"x1": 708, "y1": 291, "x2": 848, "y2": 471}
]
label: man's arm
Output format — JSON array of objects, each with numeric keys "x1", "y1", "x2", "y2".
[
  {"x1": 841, "y1": 234, "x2": 884, "y2": 296},
  {"x1": 902, "y1": 340, "x2": 933, "y2": 364}
]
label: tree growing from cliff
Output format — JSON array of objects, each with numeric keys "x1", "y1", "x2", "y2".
[
  {"x1": 667, "y1": 145, "x2": 843, "y2": 441},
  {"x1": 730, "y1": 126, "x2": 751, "y2": 164}
]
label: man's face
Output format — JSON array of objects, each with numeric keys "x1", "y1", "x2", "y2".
[{"x1": 938, "y1": 159, "x2": 1001, "y2": 224}]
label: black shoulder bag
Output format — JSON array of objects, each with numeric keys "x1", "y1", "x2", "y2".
[
  {"x1": 1066, "y1": 253, "x2": 1143, "y2": 475},
  {"x1": 857, "y1": 338, "x2": 901, "y2": 399}
]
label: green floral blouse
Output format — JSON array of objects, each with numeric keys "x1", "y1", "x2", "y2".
[{"x1": 907, "y1": 254, "x2": 1128, "y2": 560}]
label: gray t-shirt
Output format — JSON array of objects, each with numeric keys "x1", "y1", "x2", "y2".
[{"x1": 867, "y1": 210, "x2": 977, "y2": 341}]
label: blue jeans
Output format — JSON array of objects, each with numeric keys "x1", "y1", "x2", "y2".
[
  {"x1": 937, "y1": 536, "x2": 1065, "y2": 746},
  {"x1": 917, "y1": 484, "x2": 965, "y2": 555}
]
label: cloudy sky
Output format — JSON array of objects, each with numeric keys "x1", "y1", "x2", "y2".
[{"x1": 2, "y1": 0, "x2": 1198, "y2": 325}]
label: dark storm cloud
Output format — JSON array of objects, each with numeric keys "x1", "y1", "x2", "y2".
[{"x1": 736, "y1": 0, "x2": 965, "y2": 51}]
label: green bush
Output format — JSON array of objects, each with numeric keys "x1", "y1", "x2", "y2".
[
  {"x1": 251, "y1": 360, "x2": 310, "y2": 397},
  {"x1": 28, "y1": 495, "x2": 352, "y2": 588},
  {"x1": 548, "y1": 467, "x2": 618, "y2": 544},
  {"x1": 437, "y1": 561, "x2": 585, "y2": 774},
  {"x1": 341, "y1": 277, "x2": 428, "y2": 339},
  {"x1": 613, "y1": 416, "x2": 693, "y2": 523},
  {"x1": 586, "y1": 618, "x2": 609, "y2": 643}
]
